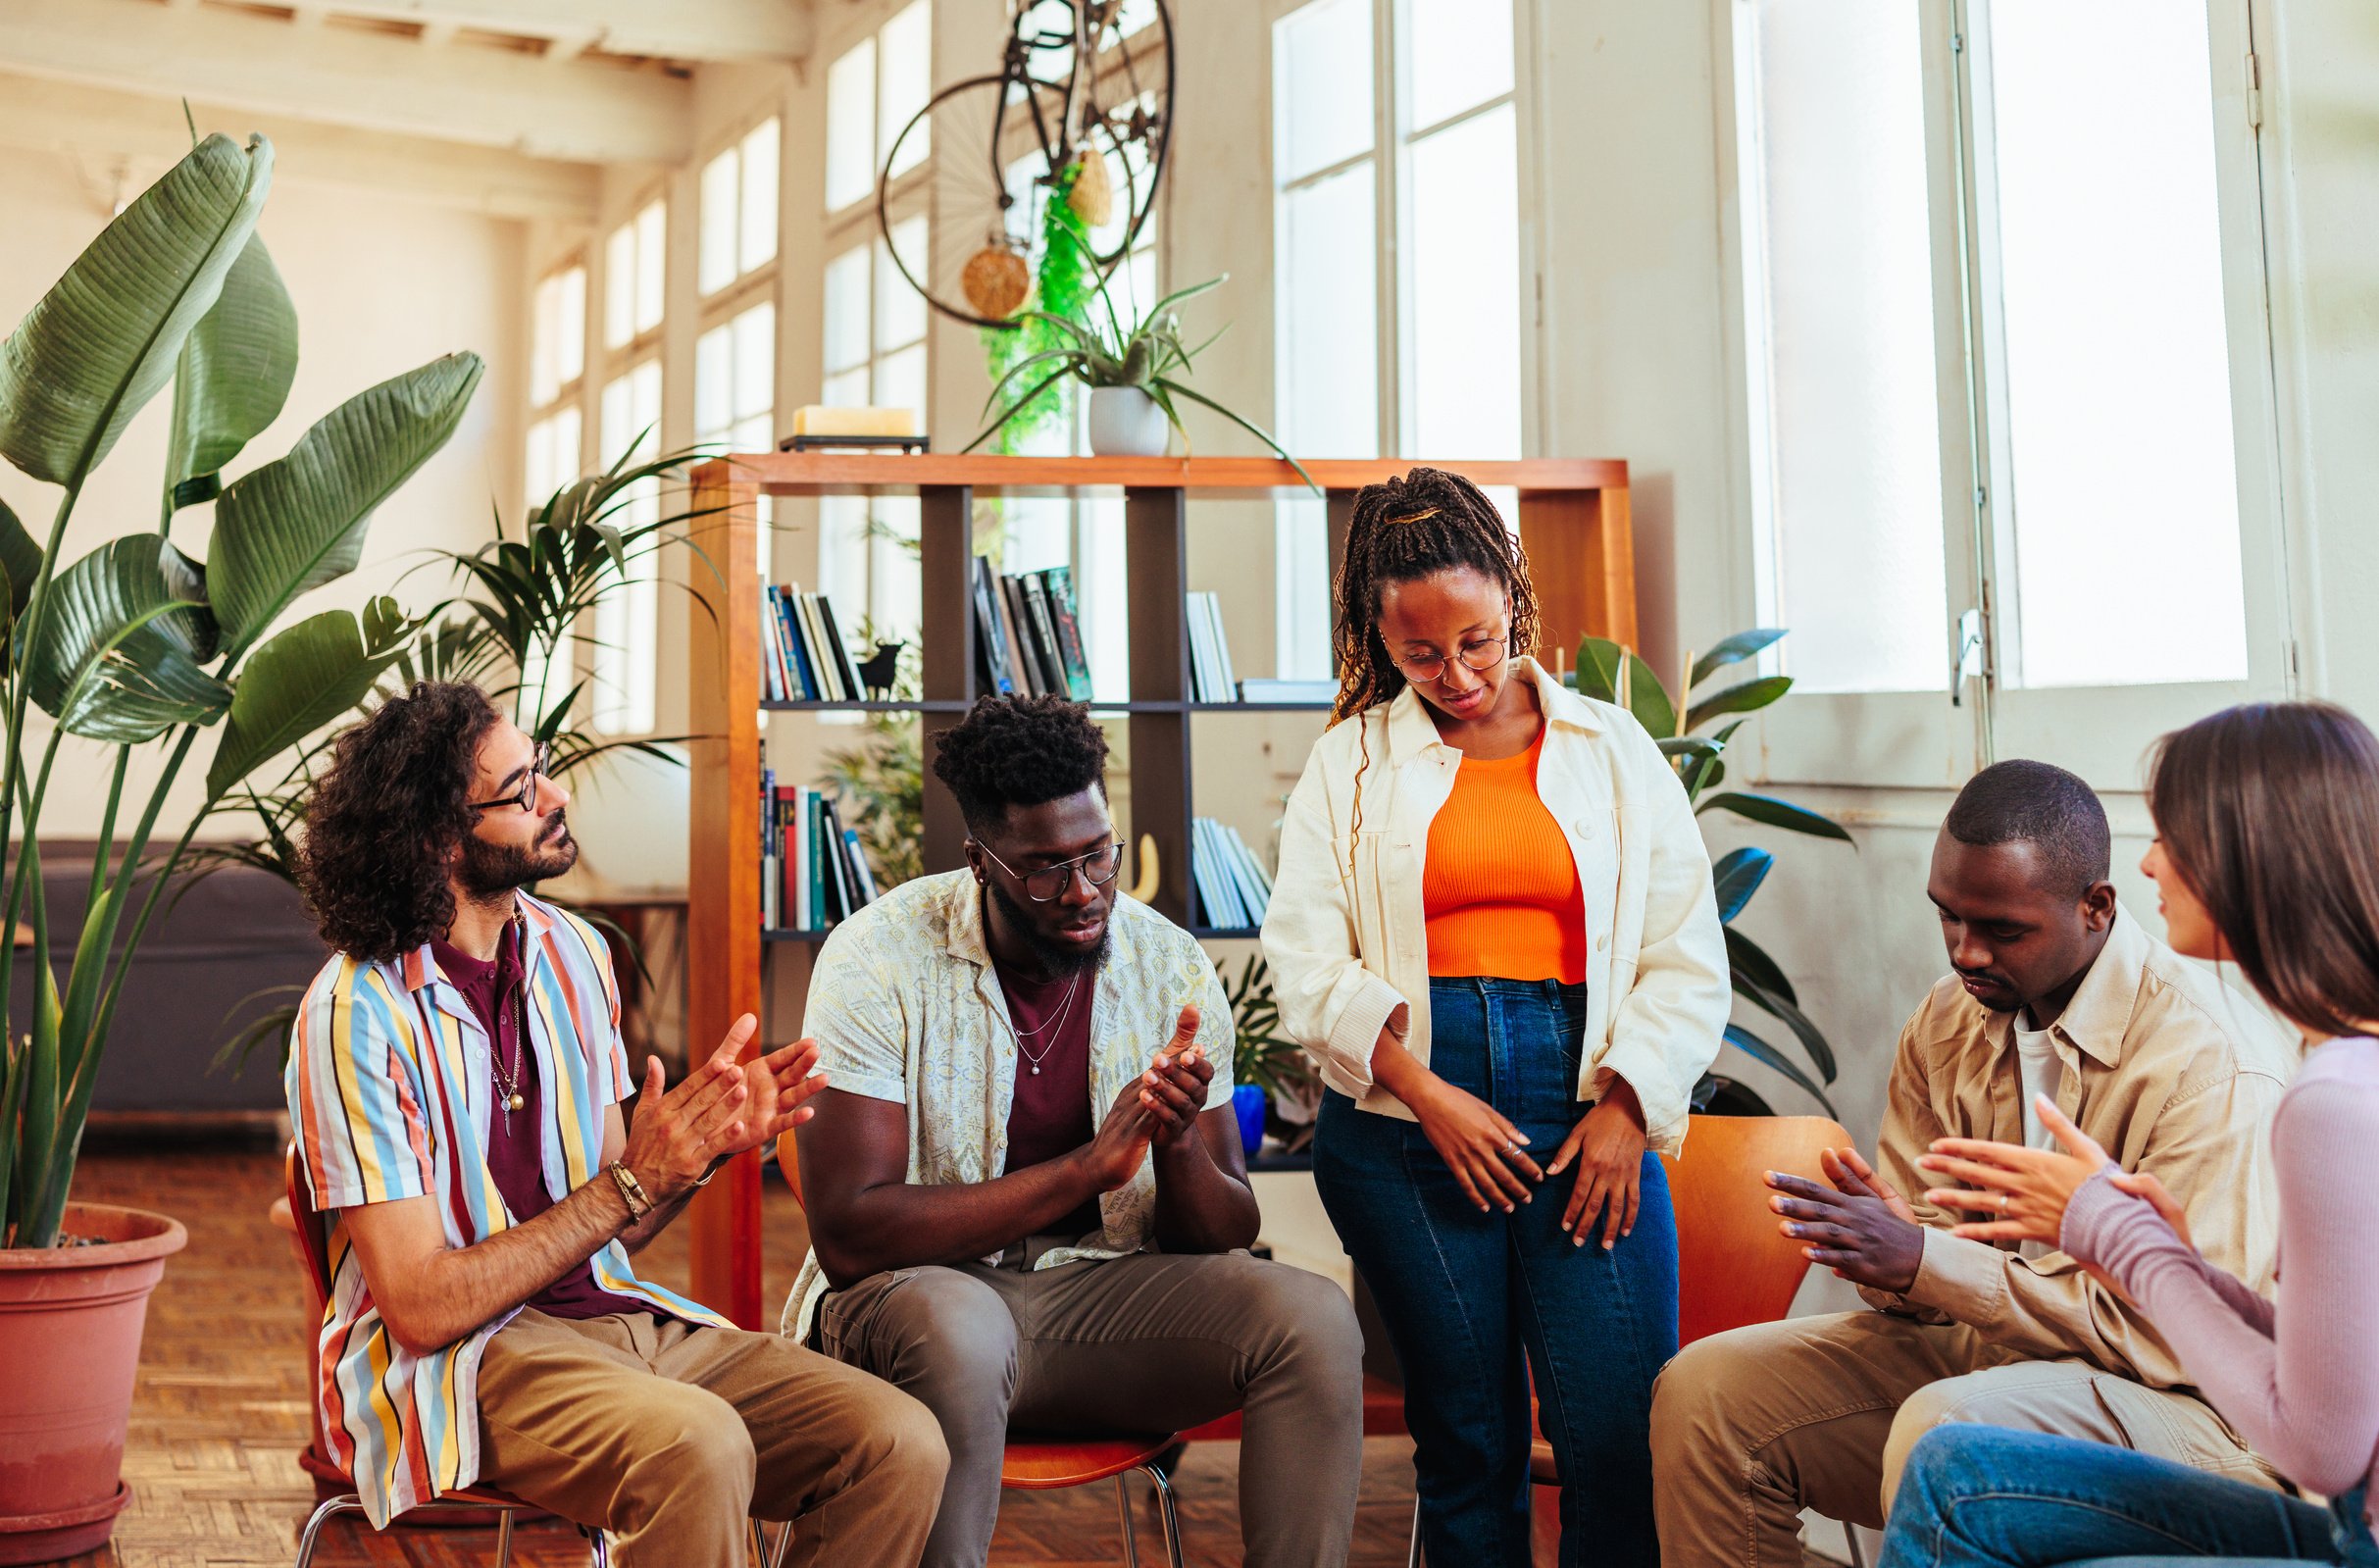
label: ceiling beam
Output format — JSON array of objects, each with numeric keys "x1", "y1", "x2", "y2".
[
  {"x1": 0, "y1": 71, "x2": 601, "y2": 223},
  {"x1": 288, "y1": 1, "x2": 811, "y2": 62},
  {"x1": 0, "y1": 0, "x2": 691, "y2": 165}
]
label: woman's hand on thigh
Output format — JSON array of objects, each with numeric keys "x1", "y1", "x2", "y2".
[
  {"x1": 1547, "y1": 1079, "x2": 1647, "y2": 1249},
  {"x1": 1407, "y1": 1076, "x2": 1543, "y2": 1213}
]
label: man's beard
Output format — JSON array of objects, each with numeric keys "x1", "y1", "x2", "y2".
[
  {"x1": 986, "y1": 877, "x2": 1110, "y2": 976},
  {"x1": 458, "y1": 810, "x2": 579, "y2": 897}
]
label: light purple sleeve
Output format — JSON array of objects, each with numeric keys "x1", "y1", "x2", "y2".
[{"x1": 2064, "y1": 1073, "x2": 2379, "y2": 1496}]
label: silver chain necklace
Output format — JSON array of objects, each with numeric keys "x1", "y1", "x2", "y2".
[
  {"x1": 1007, "y1": 966, "x2": 1085, "y2": 1076},
  {"x1": 487, "y1": 914, "x2": 530, "y2": 1127}
]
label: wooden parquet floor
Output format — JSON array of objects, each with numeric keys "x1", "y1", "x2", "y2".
[{"x1": 49, "y1": 1148, "x2": 1425, "y2": 1567}]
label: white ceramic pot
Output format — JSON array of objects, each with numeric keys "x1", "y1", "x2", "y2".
[{"x1": 1087, "y1": 385, "x2": 1172, "y2": 457}]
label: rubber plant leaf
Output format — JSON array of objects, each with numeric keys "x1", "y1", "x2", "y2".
[
  {"x1": 25, "y1": 535, "x2": 230, "y2": 742},
  {"x1": 1698, "y1": 789, "x2": 1854, "y2": 844},
  {"x1": 205, "y1": 603, "x2": 410, "y2": 799},
  {"x1": 164, "y1": 233, "x2": 299, "y2": 515},
  {"x1": 0, "y1": 133, "x2": 272, "y2": 488},
  {"x1": 1711, "y1": 845, "x2": 1775, "y2": 925},
  {"x1": 207, "y1": 350, "x2": 483, "y2": 654},
  {"x1": 1687, "y1": 675, "x2": 1795, "y2": 733},
  {"x1": 1722, "y1": 1022, "x2": 1836, "y2": 1115},
  {"x1": 1690, "y1": 629, "x2": 1787, "y2": 689}
]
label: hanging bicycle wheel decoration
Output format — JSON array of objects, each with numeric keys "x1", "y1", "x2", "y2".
[{"x1": 878, "y1": 0, "x2": 1175, "y2": 330}]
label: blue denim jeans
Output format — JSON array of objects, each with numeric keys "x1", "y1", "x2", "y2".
[
  {"x1": 1881, "y1": 1425, "x2": 2379, "y2": 1568},
  {"x1": 1313, "y1": 978, "x2": 1679, "y2": 1568}
]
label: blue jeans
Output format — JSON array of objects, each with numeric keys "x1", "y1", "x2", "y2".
[
  {"x1": 1313, "y1": 978, "x2": 1679, "y2": 1568},
  {"x1": 1881, "y1": 1425, "x2": 2379, "y2": 1568}
]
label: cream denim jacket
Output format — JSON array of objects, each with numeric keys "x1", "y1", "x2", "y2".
[{"x1": 1260, "y1": 657, "x2": 1730, "y2": 1154}]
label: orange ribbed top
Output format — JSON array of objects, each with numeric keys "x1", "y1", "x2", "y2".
[{"x1": 1423, "y1": 729, "x2": 1588, "y2": 984}]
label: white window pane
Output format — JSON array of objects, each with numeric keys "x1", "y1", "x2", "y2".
[
  {"x1": 822, "y1": 368, "x2": 871, "y2": 408},
  {"x1": 824, "y1": 246, "x2": 872, "y2": 373},
  {"x1": 876, "y1": 342, "x2": 927, "y2": 426},
  {"x1": 1407, "y1": 0, "x2": 1512, "y2": 129},
  {"x1": 634, "y1": 202, "x2": 666, "y2": 333},
  {"x1": 1081, "y1": 499, "x2": 1130, "y2": 703},
  {"x1": 1407, "y1": 104, "x2": 1521, "y2": 459},
  {"x1": 872, "y1": 495, "x2": 922, "y2": 638},
  {"x1": 819, "y1": 494, "x2": 872, "y2": 614},
  {"x1": 1983, "y1": 0, "x2": 2245, "y2": 687},
  {"x1": 732, "y1": 303, "x2": 776, "y2": 420},
  {"x1": 531, "y1": 275, "x2": 560, "y2": 407},
  {"x1": 1275, "y1": 0, "x2": 1373, "y2": 181},
  {"x1": 1740, "y1": 0, "x2": 1947, "y2": 693},
  {"x1": 877, "y1": 220, "x2": 929, "y2": 351},
  {"x1": 525, "y1": 418, "x2": 552, "y2": 508},
  {"x1": 695, "y1": 324, "x2": 733, "y2": 439},
  {"x1": 1003, "y1": 498, "x2": 1071, "y2": 575},
  {"x1": 739, "y1": 119, "x2": 780, "y2": 275},
  {"x1": 631, "y1": 360, "x2": 662, "y2": 454},
  {"x1": 827, "y1": 37, "x2": 879, "y2": 212},
  {"x1": 555, "y1": 266, "x2": 585, "y2": 388},
  {"x1": 604, "y1": 222, "x2": 635, "y2": 348},
  {"x1": 1274, "y1": 498, "x2": 1333, "y2": 681},
  {"x1": 730, "y1": 412, "x2": 773, "y2": 453},
  {"x1": 600, "y1": 376, "x2": 633, "y2": 462},
  {"x1": 881, "y1": 2, "x2": 934, "y2": 179},
  {"x1": 699, "y1": 147, "x2": 738, "y2": 295},
  {"x1": 1279, "y1": 164, "x2": 1378, "y2": 456}
]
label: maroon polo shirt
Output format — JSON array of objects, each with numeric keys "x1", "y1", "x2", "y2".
[
  {"x1": 994, "y1": 956, "x2": 1104, "y2": 1242},
  {"x1": 431, "y1": 924, "x2": 653, "y2": 1321}
]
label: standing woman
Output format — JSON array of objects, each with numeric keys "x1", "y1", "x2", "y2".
[
  {"x1": 1262, "y1": 468, "x2": 1730, "y2": 1567},
  {"x1": 1878, "y1": 701, "x2": 2379, "y2": 1568}
]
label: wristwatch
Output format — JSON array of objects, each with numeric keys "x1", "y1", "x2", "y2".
[{"x1": 607, "y1": 1161, "x2": 654, "y2": 1221}]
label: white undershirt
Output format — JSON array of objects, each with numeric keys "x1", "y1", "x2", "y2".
[{"x1": 2013, "y1": 1019, "x2": 2063, "y2": 1259}]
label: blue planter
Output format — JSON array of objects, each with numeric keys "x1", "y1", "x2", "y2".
[{"x1": 1233, "y1": 1083, "x2": 1268, "y2": 1157}]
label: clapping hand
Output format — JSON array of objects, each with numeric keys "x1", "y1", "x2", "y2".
[
  {"x1": 1138, "y1": 1005, "x2": 1212, "y2": 1148},
  {"x1": 1765, "y1": 1145, "x2": 1927, "y2": 1292}
]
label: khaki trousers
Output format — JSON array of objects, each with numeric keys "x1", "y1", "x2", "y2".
[
  {"x1": 815, "y1": 1248, "x2": 1367, "y2": 1568},
  {"x1": 1647, "y1": 1311, "x2": 2276, "y2": 1568},
  {"x1": 475, "y1": 1308, "x2": 948, "y2": 1568}
]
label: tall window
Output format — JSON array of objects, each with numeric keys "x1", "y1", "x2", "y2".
[
  {"x1": 594, "y1": 361, "x2": 663, "y2": 735},
  {"x1": 819, "y1": 2, "x2": 933, "y2": 639},
  {"x1": 524, "y1": 260, "x2": 586, "y2": 723},
  {"x1": 1733, "y1": 0, "x2": 2277, "y2": 783},
  {"x1": 696, "y1": 106, "x2": 784, "y2": 577},
  {"x1": 695, "y1": 300, "x2": 778, "y2": 567},
  {"x1": 1270, "y1": 0, "x2": 1523, "y2": 681},
  {"x1": 700, "y1": 119, "x2": 781, "y2": 298},
  {"x1": 603, "y1": 199, "x2": 665, "y2": 351}
]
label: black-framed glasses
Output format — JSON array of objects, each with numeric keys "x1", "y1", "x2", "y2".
[
  {"x1": 1392, "y1": 636, "x2": 1508, "y2": 685},
  {"x1": 976, "y1": 838, "x2": 1126, "y2": 902},
  {"x1": 471, "y1": 740, "x2": 551, "y2": 815}
]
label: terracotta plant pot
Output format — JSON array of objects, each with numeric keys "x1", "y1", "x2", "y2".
[{"x1": 0, "y1": 1202, "x2": 186, "y2": 1564}]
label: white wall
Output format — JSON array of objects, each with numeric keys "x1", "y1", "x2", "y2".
[{"x1": 0, "y1": 148, "x2": 523, "y2": 842}]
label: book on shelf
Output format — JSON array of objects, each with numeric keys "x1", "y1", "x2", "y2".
[
  {"x1": 758, "y1": 768, "x2": 879, "y2": 934},
  {"x1": 1190, "y1": 816, "x2": 1273, "y2": 931},
  {"x1": 971, "y1": 562, "x2": 1096, "y2": 703},
  {"x1": 761, "y1": 584, "x2": 877, "y2": 705},
  {"x1": 1237, "y1": 678, "x2": 1336, "y2": 705},
  {"x1": 1186, "y1": 591, "x2": 1240, "y2": 703}
]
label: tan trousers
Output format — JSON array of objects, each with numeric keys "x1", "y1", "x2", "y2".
[
  {"x1": 1648, "y1": 1311, "x2": 2276, "y2": 1568},
  {"x1": 475, "y1": 1308, "x2": 948, "y2": 1568}
]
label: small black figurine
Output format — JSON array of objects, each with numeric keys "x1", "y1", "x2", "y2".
[{"x1": 856, "y1": 640, "x2": 905, "y2": 701}]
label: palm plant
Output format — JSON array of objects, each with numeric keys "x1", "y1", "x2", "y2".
[
  {"x1": 1572, "y1": 629, "x2": 1852, "y2": 1115},
  {"x1": 0, "y1": 133, "x2": 481, "y2": 1248}
]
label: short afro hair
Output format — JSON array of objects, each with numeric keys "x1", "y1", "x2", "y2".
[
  {"x1": 1943, "y1": 759, "x2": 2111, "y2": 897},
  {"x1": 931, "y1": 693, "x2": 1110, "y2": 835}
]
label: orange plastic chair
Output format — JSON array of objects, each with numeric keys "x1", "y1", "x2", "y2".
[
  {"x1": 775, "y1": 1132, "x2": 1186, "y2": 1567},
  {"x1": 279, "y1": 1146, "x2": 588, "y2": 1565}
]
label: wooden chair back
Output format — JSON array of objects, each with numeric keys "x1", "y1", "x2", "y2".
[
  {"x1": 775, "y1": 1130, "x2": 803, "y2": 1209},
  {"x1": 1660, "y1": 1113, "x2": 1850, "y2": 1347}
]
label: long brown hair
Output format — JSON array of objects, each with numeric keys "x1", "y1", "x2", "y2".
[
  {"x1": 2149, "y1": 701, "x2": 2379, "y2": 1038},
  {"x1": 1329, "y1": 468, "x2": 1542, "y2": 863}
]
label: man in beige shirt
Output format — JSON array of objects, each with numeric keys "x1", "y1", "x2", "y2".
[{"x1": 1650, "y1": 760, "x2": 2296, "y2": 1568}]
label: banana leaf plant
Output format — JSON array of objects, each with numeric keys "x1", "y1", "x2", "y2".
[
  {"x1": 1572, "y1": 629, "x2": 1852, "y2": 1116},
  {"x1": 0, "y1": 132, "x2": 482, "y2": 1249}
]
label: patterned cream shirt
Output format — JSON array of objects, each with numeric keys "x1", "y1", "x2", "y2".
[{"x1": 782, "y1": 868, "x2": 1237, "y2": 1340}]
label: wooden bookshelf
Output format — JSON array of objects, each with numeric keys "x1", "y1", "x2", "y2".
[{"x1": 683, "y1": 453, "x2": 1634, "y2": 1326}]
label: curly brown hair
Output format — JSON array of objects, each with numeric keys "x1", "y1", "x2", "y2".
[
  {"x1": 930, "y1": 692, "x2": 1111, "y2": 834},
  {"x1": 297, "y1": 682, "x2": 500, "y2": 963}
]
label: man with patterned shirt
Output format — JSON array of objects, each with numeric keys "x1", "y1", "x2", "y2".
[
  {"x1": 790, "y1": 694, "x2": 1365, "y2": 1568},
  {"x1": 285, "y1": 682, "x2": 944, "y2": 1564}
]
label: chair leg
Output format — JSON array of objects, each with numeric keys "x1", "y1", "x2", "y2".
[
  {"x1": 492, "y1": 1506, "x2": 515, "y2": 1567},
  {"x1": 1139, "y1": 1463, "x2": 1185, "y2": 1568},
  {"x1": 1845, "y1": 1522, "x2": 1871, "y2": 1568},
  {"x1": 294, "y1": 1494, "x2": 367, "y2": 1568},
  {"x1": 764, "y1": 1519, "x2": 794, "y2": 1568},
  {"x1": 1406, "y1": 1492, "x2": 1423, "y2": 1568},
  {"x1": 1114, "y1": 1473, "x2": 1142, "y2": 1568}
]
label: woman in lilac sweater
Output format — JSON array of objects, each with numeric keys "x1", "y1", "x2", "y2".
[{"x1": 1878, "y1": 700, "x2": 2379, "y2": 1568}]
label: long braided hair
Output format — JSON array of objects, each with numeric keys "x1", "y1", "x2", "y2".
[{"x1": 1328, "y1": 468, "x2": 1543, "y2": 859}]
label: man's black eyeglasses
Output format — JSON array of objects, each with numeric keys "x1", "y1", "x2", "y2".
[
  {"x1": 976, "y1": 839, "x2": 1125, "y2": 902},
  {"x1": 471, "y1": 741, "x2": 551, "y2": 815}
]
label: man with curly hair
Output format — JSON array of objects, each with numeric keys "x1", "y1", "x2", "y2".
[
  {"x1": 284, "y1": 682, "x2": 945, "y2": 1565},
  {"x1": 787, "y1": 693, "x2": 1365, "y2": 1568}
]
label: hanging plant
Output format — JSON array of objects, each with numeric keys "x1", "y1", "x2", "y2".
[{"x1": 981, "y1": 163, "x2": 1101, "y2": 453}]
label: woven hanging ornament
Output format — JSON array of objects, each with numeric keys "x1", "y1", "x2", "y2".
[{"x1": 962, "y1": 243, "x2": 1032, "y2": 320}]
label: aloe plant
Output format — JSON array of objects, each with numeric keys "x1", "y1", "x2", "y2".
[
  {"x1": 1573, "y1": 630, "x2": 1851, "y2": 1115},
  {"x1": 0, "y1": 132, "x2": 482, "y2": 1248}
]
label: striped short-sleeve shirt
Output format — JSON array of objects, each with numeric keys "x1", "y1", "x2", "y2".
[{"x1": 285, "y1": 892, "x2": 725, "y2": 1527}]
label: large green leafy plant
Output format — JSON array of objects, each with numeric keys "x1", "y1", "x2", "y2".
[
  {"x1": 0, "y1": 133, "x2": 481, "y2": 1247},
  {"x1": 1573, "y1": 630, "x2": 1851, "y2": 1115}
]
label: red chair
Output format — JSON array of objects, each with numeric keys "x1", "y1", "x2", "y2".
[{"x1": 774, "y1": 1133, "x2": 1186, "y2": 1568}]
